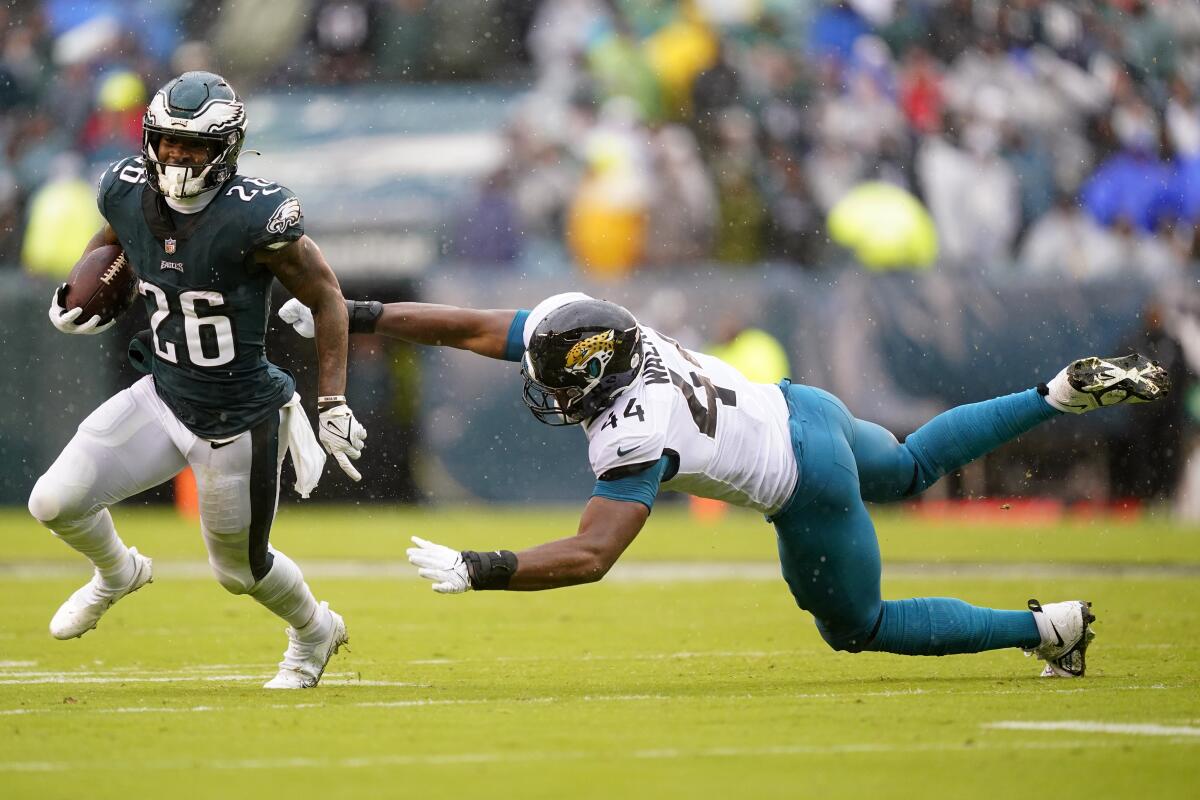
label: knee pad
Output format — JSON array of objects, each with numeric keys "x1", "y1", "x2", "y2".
[
  {"x1": 27, "y1": 475, "x2": 93, "y2": 527},
  {"x1": 27, "y1": 478, "x2": 62, "y2": 526},
  {"x1": 209, "y1": 559, "x2": 255, "y2": 595}
]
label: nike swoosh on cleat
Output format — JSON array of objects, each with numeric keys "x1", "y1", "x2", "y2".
[{"x1": 1047, "y1": 619, "x2": 1065, "y2": 648}]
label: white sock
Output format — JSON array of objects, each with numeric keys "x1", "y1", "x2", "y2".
[
  {"x1": 51, "y1": 509, "x2": 135, "y2": 589},
  {"x1": 248, "y1": 550, "x2": 324, "y2": 635}
]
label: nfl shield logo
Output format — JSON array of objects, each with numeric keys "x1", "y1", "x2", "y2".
[{"x1": 164, "y1": 238, "x2": 176, "y2": 254}]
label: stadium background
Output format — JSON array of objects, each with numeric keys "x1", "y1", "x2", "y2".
[
  {"x1": 2, "y1": 0, "x2": 1200, "y2": 511},
  {"x1": 1, "y1": 4, "x2": 1199, "y2": 797}
]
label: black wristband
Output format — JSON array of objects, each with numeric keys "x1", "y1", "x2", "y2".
[
  {"x1": 462, "y1": 549, "x2": 519, "y2": 590},
  {"x1": 346, "y1": 299, "x2": 384, "y2": 334}
]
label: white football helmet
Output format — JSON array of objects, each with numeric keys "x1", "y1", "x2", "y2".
[{"x1": 142, "y1": 71, "x2": 246, "y2": 199}]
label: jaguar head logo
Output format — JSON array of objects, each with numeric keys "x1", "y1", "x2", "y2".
[{"x1": 565, "y1": 329, "x2": 616, "y2": 379}]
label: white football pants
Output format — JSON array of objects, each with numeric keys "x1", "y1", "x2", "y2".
[{"x1": 27, "y1": 375, "x2": 320, "y2": 629}]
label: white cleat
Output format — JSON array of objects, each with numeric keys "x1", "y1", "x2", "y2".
[
  {"x1": 263, "y1": 602, "x2": 348, "y2": 689},
  {"x1": 49, "y1": 547, "x2": 153, "y2": 640},
  {"x1": 1026, "y1": 599, "x2": 1096, "y2": 678},
  {"x1": 1043, "y1": 354, "x2": 1169, "y2": 414}
]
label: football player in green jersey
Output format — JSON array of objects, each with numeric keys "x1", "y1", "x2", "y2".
[{"x1": 29, "y1": 72, "x2": 363, "y2": 689}]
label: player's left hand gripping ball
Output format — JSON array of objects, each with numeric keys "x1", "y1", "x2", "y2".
[
  {"x1": 406, "y1": 536, "x2": 471, "y2": 593},
  {"x1": 48, "y1": 285, "x2": 116, "y2": 335},
  {"x1": 318, "y1": 403, "x2": 367, "y2": 481}
]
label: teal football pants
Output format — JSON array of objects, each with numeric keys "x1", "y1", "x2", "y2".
[{"x1": 770, "y1": 382, "x2": 1058, "y2": 655}]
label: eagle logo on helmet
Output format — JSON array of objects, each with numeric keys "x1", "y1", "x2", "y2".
[{"x1": 565, "y1": 330, "x2": 616, "y2": 379}]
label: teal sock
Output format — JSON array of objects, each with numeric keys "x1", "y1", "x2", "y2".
[
  {"x1": 865, "y1": 598, "x2": 1041, "y2": 656},
  {"x1": 903, "y1": 388, "x2": 1058, "y2": 495}
]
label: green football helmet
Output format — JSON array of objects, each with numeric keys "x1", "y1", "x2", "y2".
[{"x1": 142, "y1": 71, "x2": 246, "y2": 199}]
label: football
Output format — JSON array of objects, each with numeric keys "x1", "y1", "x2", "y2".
[{"x1": 64, "y1": 243, "x2": 138, "y2": 324}]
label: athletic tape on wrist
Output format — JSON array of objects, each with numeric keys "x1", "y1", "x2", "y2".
[{"x1": 462, "y1": 550, "x2": 518, "y2": 590}]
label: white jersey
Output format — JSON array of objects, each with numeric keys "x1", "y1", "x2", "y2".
[{"x1": 524, "y1": 294, "x2": 798, "y2": 515}]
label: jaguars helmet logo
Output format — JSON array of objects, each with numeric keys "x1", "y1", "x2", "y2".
[
  {"x1": 267, "y1": 197, "x2": 302, "y2": 234},
  {"x1": 565, "y1": 329, "x2": 616, "y2": 379}
]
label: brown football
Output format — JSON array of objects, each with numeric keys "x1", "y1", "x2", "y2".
[{"x1": 64, "y1": 244, "x2": 138, "y2": 324}]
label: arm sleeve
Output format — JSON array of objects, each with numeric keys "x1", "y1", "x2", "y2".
[
  {"x1": 503, "y1": 310, "x2": 531, "y2": 362},
  {"x1": 590, "y1": 455, "x2": 670, "y2": 511}
]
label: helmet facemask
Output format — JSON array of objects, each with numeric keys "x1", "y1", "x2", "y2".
[{"x1": 144, "y1": 129, "x2": 241, "y2": 199}]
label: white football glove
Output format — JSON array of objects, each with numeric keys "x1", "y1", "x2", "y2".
[
  {"x1": 279, "y1": 298, "x2": 315, "y2": 338},
  {"x1": 48, "y1": 284, "x2": 116, "y2": 335},
  {"x1": 318, "y1": 404, "x2": 367, "y2": 481},
  {"x1": 406, "y1": 536, "x2": 471, "y2": 594}
]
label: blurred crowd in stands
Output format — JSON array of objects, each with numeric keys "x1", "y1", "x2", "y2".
[
  {"x1": 4, "y1": 0, "x2": 1200, "y2": 279},
  {"x1": 472, "y1": 0, "x2": 1200, "y2": 278}
]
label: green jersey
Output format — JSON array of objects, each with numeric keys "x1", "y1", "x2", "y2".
[{"x1": 98, "y1": 156, "x2": 303, "y2": 439}]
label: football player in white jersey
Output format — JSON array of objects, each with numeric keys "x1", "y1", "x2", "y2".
[{"x1": 281, "y1": 292, "x2": 1170, "y2": 677}]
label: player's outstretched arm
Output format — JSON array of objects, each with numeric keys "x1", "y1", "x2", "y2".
[
  {"x1": 406, "y1": 497, "x2": 649, "y2": 593},
  {"x1": 372, "y1": 303, "x2": 519, "y2": 360},
  {"x1": 279, "y1": 297, "x2": 518, "y2": 361}
]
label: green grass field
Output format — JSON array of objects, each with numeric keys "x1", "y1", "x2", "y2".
[{"x1": 2, "y1": 504, "x2": 1198, "y2": 799}]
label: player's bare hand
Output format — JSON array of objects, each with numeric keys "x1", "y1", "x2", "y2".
[
  {"x1": 278, "y1": 298, "x2": 315, "y2": 338},
  {"x1": 406, "y1": 536, "x2": 471, "y2": 594},
  {"x1": 318, "y1": 403, "x2": 367, "y2": 481},
  {"x1": 49, "y1": 285, "x2": 115, "y2": 335}
]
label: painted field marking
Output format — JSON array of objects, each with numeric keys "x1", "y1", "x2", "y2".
[
  {"x1": 1, "y1": 735, "x2": 1197, "y2": 773},
  {"x1": 986, "y1": 721, "x2": 1200, "y2": 737}
]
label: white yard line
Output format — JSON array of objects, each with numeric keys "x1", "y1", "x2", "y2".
[
  {"x1": 1, "y1": 736, "x2": 1196, "y2": 773},
  {"x1": 986, "y1": 721, "x2": 1200, "y2": 737},
  {"x1": 1, "y1": 560, "x2": 1197, "y2": 581}
]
